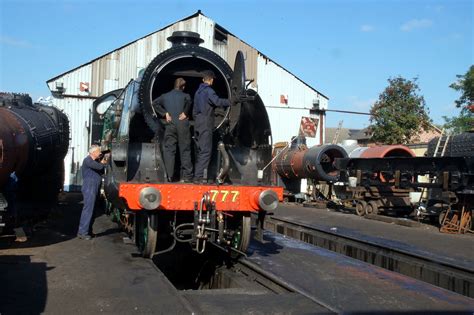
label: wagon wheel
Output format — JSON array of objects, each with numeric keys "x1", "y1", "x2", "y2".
[
  {"x1": 137, "y1": 212, "x2": 158, "y2": 258},
  {"x1": 355, "y1": 200, "x2": 367, "y2": 216},
  {"x1": 231, "y1": 214, "x2": 251, "y2": 258},
  {"x1": 366, "y1": 201, "x2": 379, "y2": 215}
]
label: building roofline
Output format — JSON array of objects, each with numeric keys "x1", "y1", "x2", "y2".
[
  {"x1": 47, "y1": 11, "x2": 202, "y2": 84},
  {"x1": 213, "y1": 23, "x2": 328, "y2": 100},
  {"x1": 46, "y1": 10, "x2": 329, "y2": 100}
]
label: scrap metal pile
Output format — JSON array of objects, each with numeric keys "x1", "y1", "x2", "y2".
[{"x1": 272, "y1": 133, "x2": 473, "y2": 231}]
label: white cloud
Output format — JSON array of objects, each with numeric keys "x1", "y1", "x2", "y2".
[
  {"x1": 0, "y1": 35, "x2": 32, "y2": 48},
  {"x1": 360, "y1": 24, "x2": 374, "y2": 32},
  {"x1": 400, "y1": 19, "x2": 433, "y2": 32}
]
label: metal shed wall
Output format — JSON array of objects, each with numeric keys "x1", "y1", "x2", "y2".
[
  {"x1": 48, "y1": 97, "x2": 94, "y2": 190},
  {"x1": 256, "y1": 55, "x2": 327, "y2": 147}
]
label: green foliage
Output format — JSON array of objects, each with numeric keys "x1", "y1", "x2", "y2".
[
  {"x1": 369, "y1": 77, "x2": 432, "y2": 144},
  {"x1": 449, "y1": 65, "x2": 474, "y2": 108},
  {"x1": 443, "y1": 108, "x2": 473, "y2": 134},
  {"x1": 444, "y1": 65, "x2": 474, "y2": 134}
]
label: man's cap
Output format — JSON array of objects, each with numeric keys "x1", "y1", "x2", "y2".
[{"x1": 202, "y1": 70, "x2": 216, "y2": 79}]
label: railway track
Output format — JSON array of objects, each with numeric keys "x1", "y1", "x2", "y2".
[
  {"x1": 150, "y1": 229, "x2": 473, "y2": 313},
  {"x1": 233, "y1": 258, "x2": 337, "y2": 312},
  {"x1": 265, "y1": 215, "x2": 474, "y2": 298},
  {"x1": 150, "y1": 242, "x2": 332, "y2": 313}
]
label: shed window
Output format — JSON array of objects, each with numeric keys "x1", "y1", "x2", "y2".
[{"x1": 214, "y1": 25, "x2": 227, "y2": 44}]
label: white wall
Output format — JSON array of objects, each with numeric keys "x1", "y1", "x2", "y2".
[
  {"x1": 50, "y1": 97, "x2": 93, "y2": 190},
  {"x1": 256, "y1": 55, "x2": 327, "y2": 147}
]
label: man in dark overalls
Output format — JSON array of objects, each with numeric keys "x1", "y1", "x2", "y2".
[
  {"x1": 193, "y1": 70, "x2": 230, "y2": 183},
  {"x1": 78, "y1": 145, "x2": 106, "y2": 239},
  {"x1": 153, "y1": 78, "x2": 193, "y2": 182}
]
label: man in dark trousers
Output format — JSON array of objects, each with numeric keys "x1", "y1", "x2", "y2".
[
  {"x1": 193, "y1": 70, "x2": 230, "y2": 183},
  {"x1": 153, "y1": 77, "x2": 193, "y2": 182},
  {"x1": 77, "y1": 145, "x2": 107, "y2": 240}
]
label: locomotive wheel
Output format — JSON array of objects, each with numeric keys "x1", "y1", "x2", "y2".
[
  {"x1": 438, "y1": 210, "x2": 447, "y2": 226},
  {"x1": 355, "y1": 201, "x2": 367, "y2": 216},
  {"x1": 366, "y1": 201, "x2": 379, "y2": 215},
  {"x1": 138, "y1": 212, "x2": 158, "y2": 258},
  {"x1": 231, "y1": 214, "x2": 251, "y2": 258},
  {"x1": 239, "y1": 215, "x2": 251, "y2": 252}
]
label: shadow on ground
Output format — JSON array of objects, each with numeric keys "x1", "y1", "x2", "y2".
[
  {"x1": 0, "y1": 192, "x2": 107, "y2": 249},
  {"x1": 0, "y1": 255, "x2": 50, "y2": 314}
]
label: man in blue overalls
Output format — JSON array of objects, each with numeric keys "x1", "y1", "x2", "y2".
[
  {"x1": 153, "y1": 77, "x2": 193, "y2": 182},
  {"x1": 78, "y1": 145, "x2": 106, "y2": 239},
  {"x1": 193, "y1": 70, "x2": 230, "y2": 183}
]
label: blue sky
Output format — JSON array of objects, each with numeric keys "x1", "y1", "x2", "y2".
[{"x1": 0, "y1": 0, "x2": 472, "y2": 129}]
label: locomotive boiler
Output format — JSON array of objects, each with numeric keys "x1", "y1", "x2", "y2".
[
  {"x1": 96, "y1": 31, "x2": 283, "y2": 258},
  {"x1": 0, "y1": 93, "x2": 69, "y2": 230},
  {"x1": 272, "y1": 136, "x2": 348, "y2": 197}
]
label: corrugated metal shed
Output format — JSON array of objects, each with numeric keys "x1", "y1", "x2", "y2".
[{"x1": 46, "y1": 11, "x2": 329, "y2": 189}]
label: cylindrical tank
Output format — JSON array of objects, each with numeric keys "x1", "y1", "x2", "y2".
[
  {"x1": 340, "y1": 144, "x2": 416, "y2": 183},
  {"x1": 426, "y1": 132, "x2": 474, "y2": 157},
  {"x1": 0, "y1": 93, "x2": 69, "y2": 199},
  {"x1": 360, "y1": 145, "x2": 415, "y2": 158},
  {"x1": 343, "y1": 145, "x2": 416, "y2": 158},
  {"x1": 274, "y1": 143, "x2": 348, "y2": 183}
]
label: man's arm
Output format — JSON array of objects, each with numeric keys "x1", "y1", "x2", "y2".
[
  {"x1": 83, "y1": 156, "x2": 106, "y2": 171},
  {"x1": 208, "y1": 89, "x2": 230, "y2": 108},
  {"x1": 183, "y1": 93, "x2": 192, "y2": 116},
  {"x1": 152, "y1": 96, "x2": 167, "y2": 118}
]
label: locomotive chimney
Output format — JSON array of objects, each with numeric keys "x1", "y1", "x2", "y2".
[{"x1": 167, "y1": 31, "x2": 204, "y2": 47}]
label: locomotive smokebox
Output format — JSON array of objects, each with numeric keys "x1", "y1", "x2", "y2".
[
  {"x1": 139, "y1": 31, "x2": 235, "y2": 135},
  {"x1": 274, "y1": 142, "x2": 348, "y2": 183},
  {"x1": 0, "y1": 93, "x2": 69, "y2": 189},
  {"x1": 0, "y1": 92, "x2": 69, "y2": 230},
  {"x1": 131, "y1": 31, "x2": 272, "y2": 185}
]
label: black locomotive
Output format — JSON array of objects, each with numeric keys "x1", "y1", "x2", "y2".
[
  {"x1": 94, "y1": 31, "x2": 282, "y2": 257},
  {"x1": 0, "y1": 93, "x2": 69, "y2": 231}
]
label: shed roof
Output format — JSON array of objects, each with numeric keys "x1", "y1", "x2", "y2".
[
  {"x1": 47, "y1": 10, "x2": 328, "y2": 99},
  {"x1": 325, "y1": 127, "x2": 363, "y2": 143}
]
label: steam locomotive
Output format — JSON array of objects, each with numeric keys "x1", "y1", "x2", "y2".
[
  {"x1": 0, "y1": 93, "x2": 69, "y2": 231},
  {"x1": 95, "y1": 31, "x2": 283, "y2": 258}
]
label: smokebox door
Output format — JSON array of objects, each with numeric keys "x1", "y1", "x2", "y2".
[{"x1": 231, "y1": 51, "x2": 246, "y2": 98}]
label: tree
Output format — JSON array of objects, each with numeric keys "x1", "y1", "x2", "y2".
[
  {"x1": 443, "y1": 65, "x2": 474, "y2": 134},
  {"x1": 369, "y1": 77, "x2": 432, "y2": 144}
]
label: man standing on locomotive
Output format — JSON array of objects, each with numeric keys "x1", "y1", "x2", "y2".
[
  {"x1": 193, "y1": 70, "x2": 230, "y2": 183},
  {"x1": 78, "y1": 145, "x2": 107, "y2": 240},
  {"x1": 152, "y1": 77, "x2": 193, "y2": 182}
]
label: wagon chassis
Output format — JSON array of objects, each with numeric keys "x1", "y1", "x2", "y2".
[{"x1": 334, "y1": 156, "x2": 474, "y2": 217}]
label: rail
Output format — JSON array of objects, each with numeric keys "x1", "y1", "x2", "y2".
[{"x1": 265, "y1": 215, "x2": 474, "y2": 298}]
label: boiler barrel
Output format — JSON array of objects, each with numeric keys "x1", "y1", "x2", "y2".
[
  {"x1": 340, "y1": 144, "x2": 416, "y2": 158},
  {"x1": 426, "y1": 132, "x2": 474, "y2": 157},
  {"x1": 0, "y1": 94, "x2": 69, "y2": 189},
  {"x1": 274, "y1": 144, "x2": 348, "y2": 182}
]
